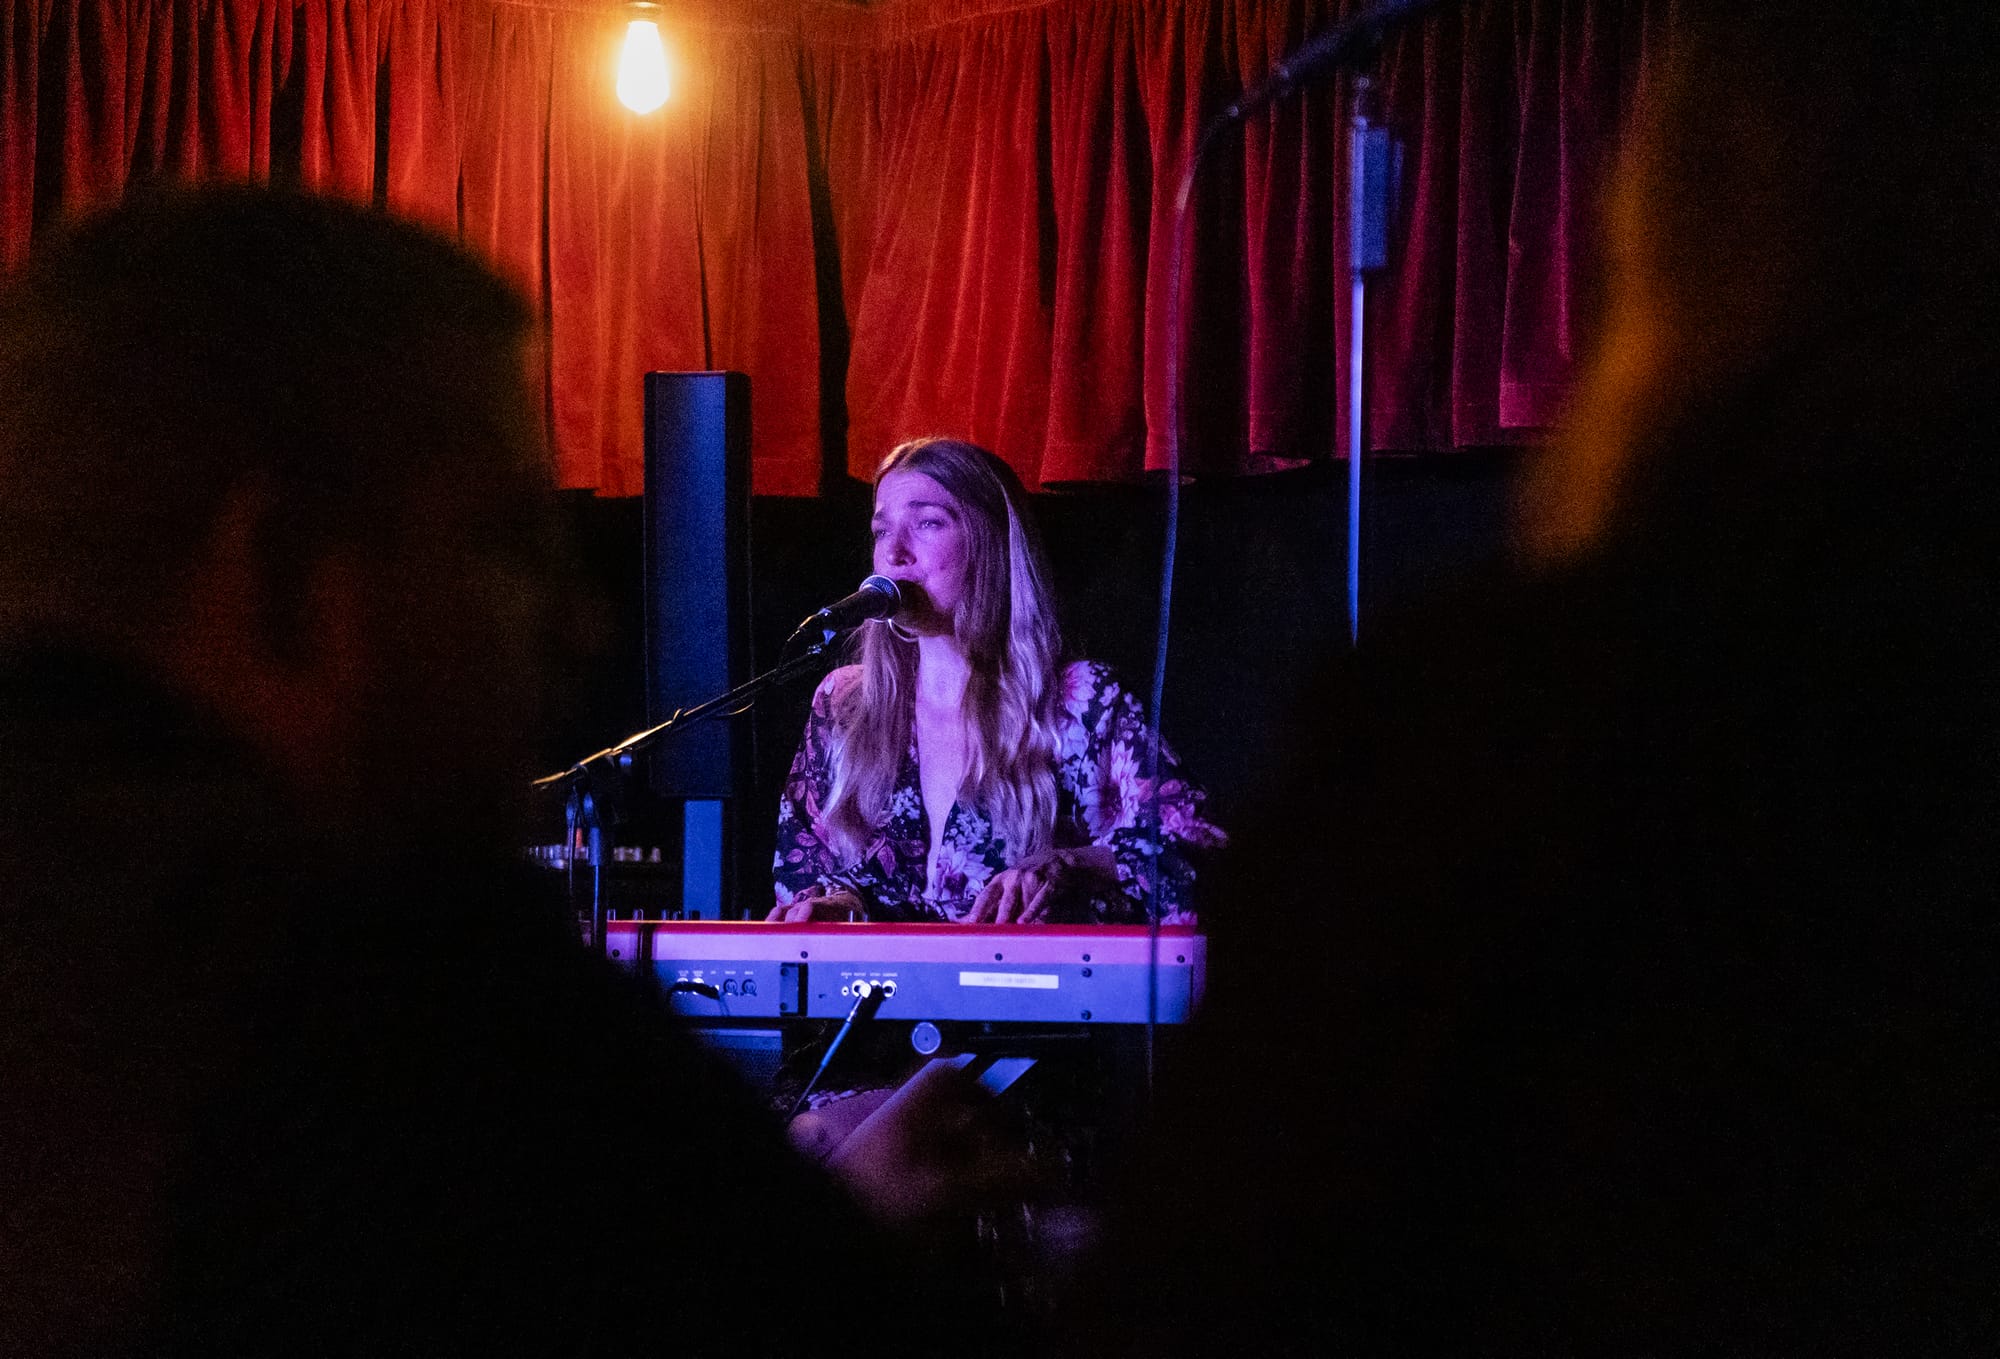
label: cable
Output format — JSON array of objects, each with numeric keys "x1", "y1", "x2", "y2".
[
  {"x1": 1145, "y1": 113, "x2": 1234, "y2": 1097},
  {"x1": 786, "y1": 980, "x2": 889, "y2": 1121}
]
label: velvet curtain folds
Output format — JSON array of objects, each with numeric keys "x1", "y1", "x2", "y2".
[{"x1": 2, "y1": 0, "x2": 1667, "y2": 495}]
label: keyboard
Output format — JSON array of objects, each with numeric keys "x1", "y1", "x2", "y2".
[{"x1": 601, "y1": 921, "x2": 1206, "y2": 1024}]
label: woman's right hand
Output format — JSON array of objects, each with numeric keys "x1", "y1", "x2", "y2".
[{"x1": 766, "y1": 888, "x2": 867, "y2": 923}]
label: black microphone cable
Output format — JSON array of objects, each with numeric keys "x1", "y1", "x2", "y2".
[{"x1": 787, "y1": 980, "x2": 891, "y2": 1121}]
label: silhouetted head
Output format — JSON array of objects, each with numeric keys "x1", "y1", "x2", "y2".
[
  {"x1": 0, "y1": 187, "x2": 567, "y2": 839},
  {"x1": 1526, "y1": 2, "x2": 2000, "y2": 559}
]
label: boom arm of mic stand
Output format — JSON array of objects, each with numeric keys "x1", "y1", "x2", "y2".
[
  {"x1": 534, "y1": 637, "x2": 841, "y2": 952},
  {"x1": 1221, "y1": 0, "x2": 1450, "y2": 122},
  {"x1": 534, "y1": 639, "x2": 838, "y2": 792}
]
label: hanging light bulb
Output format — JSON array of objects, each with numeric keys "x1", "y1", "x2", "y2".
[{"x1": 616, "y1": 5, "x2": 670, "y2": 114}]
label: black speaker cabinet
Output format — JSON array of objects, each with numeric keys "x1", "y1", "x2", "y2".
[{"x1": 642, "y1": 372, "x2": 752, "y2": 913}]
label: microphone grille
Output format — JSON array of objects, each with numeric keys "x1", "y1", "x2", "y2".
[{"x1": 860, "y1": 574, "x2": 902, "y2": 607}]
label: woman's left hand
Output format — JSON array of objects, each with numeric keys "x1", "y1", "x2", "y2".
[{"x1": 967, "y1": 846, "x2": 1117, "y2": 924}]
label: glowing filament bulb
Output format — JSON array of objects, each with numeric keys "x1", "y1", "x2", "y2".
[{"x1": 617, "y1": 19, "x2": 669, "y2": 114}]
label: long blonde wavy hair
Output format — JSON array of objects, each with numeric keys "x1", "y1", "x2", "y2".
[{"x1": 819, "y1": 438, "x2": 1065, "y2": 865}]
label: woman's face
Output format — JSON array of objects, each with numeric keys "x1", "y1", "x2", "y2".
[{"x1": 872, "y1": 468, "x2": 971, "y2": 635}]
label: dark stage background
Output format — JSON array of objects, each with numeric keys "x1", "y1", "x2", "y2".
[{"x1": 545, "y1": 454, "x2": 1519, "y2": 912}]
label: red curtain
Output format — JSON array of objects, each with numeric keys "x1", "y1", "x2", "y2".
[
  {"x1": 2, "y1": 0, "x2": 1669, "y2": 495},
  {"x1": 457, "y1": 3, "x2": 822, "y2": 495}
]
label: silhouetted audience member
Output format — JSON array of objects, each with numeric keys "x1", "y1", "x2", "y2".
[
  {"x1": 1072, "y1": 5, "x2": 1997, "y2": 1354},
  {"x1": 0, "y1": 190, "x2": 1001, "y2": 1356}
]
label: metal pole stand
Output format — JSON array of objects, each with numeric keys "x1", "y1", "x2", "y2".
[{"x1": 1346, "y1": 69, "x2": 1400, "y2": 648}]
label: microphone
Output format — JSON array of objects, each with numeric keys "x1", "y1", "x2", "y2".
[{"x1": 796, "y1": 575, "x2": 902, "y2": 637}]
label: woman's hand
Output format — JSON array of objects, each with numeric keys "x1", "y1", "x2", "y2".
[
  {"x1": 766, "y1": 887, "x2": 867, "y2": 923},
  {"x1": 967, "y1": 845, "x2": 1117, "y2": 924}
]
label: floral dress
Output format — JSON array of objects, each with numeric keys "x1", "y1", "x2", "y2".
[{"x1": 773, "y1": 659, "x2": 1225, "y2": 923}]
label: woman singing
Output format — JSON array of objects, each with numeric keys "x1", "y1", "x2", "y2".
[{"x1": 770, "y1": 437, "x2": 1223, "y2": 925}]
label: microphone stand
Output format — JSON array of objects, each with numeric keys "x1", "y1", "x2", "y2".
[
  {"x1": 1141, "y1": 0, "x2": 1435, "y2": 1087},
  {"x1": 1343, "y1": 62, "x2": 1398, "y2": 648},
  {"x1": 537, "y1": 629, "x2": 843, "y2": 955},
  {"x1": 1218, "y1": 2, "x2": 1430, "y2": 648}
]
